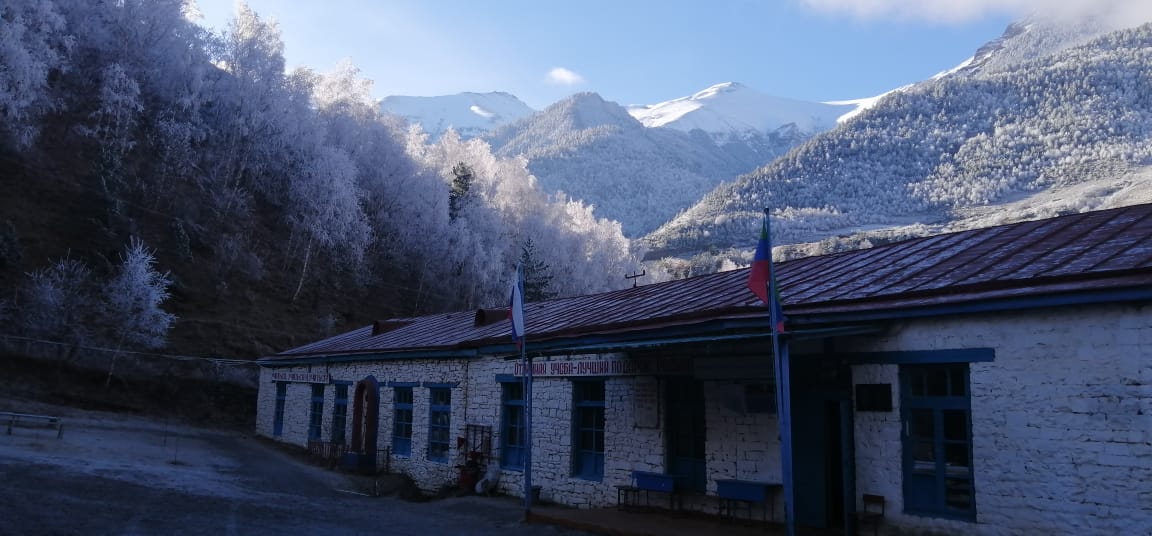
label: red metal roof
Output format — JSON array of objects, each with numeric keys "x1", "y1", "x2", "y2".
[{"x1": 266, "y1": 203, "x2": 1152, "y2": 360}]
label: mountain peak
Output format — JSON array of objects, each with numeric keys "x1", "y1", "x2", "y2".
[
  {"x1": 380, "y1": 91, "x2": 534, "y2": 138},
  {"x1": 689, "y1": 81, "x2": 747, "y2": 100},
  {"x1": 627, "y1": 82, "x2": 854, "y2": 136},
  {"x1": 542, "y1": 92, "x2": 637, "y2": 131}
]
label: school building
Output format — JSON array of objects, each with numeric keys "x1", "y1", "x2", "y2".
[{"x1": 256, "y1": 203, "x2": 1152, "y2": 535}]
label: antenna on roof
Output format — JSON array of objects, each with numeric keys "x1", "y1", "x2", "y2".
[{"x1": 625, "y1": 269, "x2": 647, "y2": 288}]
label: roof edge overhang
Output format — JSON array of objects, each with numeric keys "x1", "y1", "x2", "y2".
[
  {"x1": 787, "y1": 285, "x2": 1152, "y2": 325},
  {"x1": 257, "y1": 283, "x2": 1152, "y2": 367},
  {"x1": 484, "y1": 320, "x2": 886, "y2": 359},
  {"x1": 259, "y1": 348, "x2": 478, "y2": 367}
]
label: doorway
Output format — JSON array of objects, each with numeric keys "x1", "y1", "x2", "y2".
[
  {"x1": 665, "y1": 377, "x2": 706, "y2": 491},
  {"x1": 791, "y1": 361, "x2": 853, "y2": 529},
  {"x1": 350, "y1": 375, "x2": 379, "y2": 471}
]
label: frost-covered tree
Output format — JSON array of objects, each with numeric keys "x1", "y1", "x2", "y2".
[
  {"x1": 17, "y1": 257, "x2": 98, "y2": 345},
  {"x1": 0, "y1": 0, "x2": 656, "y2": 356},
  {"x1": 101, "y1": 238, "x2": 175, "y2": 350},
  {"x1": 0, "y1": 0, "x2": 72, "y2": 147},
  {"x1": 79, "y1": 62, "x2": 144, "y2": 217}
]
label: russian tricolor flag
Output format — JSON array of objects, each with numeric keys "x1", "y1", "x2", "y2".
[
  {"x1": 509, "y1": 264, "x2": 525, "y2": 348},
  {"x1": 747, "y1": 213, "x2": 785, "y2": 334}
]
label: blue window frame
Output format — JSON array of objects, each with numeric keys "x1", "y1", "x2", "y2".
[
  {"x1": 392, "y1": 387, "x2": 413, "y2": 456},
  {"x1": 272, "y1": 382, "x2": 287, "y2": 437},
  {"x1": 428, "y1": 387, "x2": 451, "y2": 462},
  {"x1": 901, "y1": 364, "x2": 975, "y2": 520},
  {"x1": 308, "y1": 384, "x2": 325, "y2": 441},
  {"x1": 572, "y1": 380, "x2": 605, "y2": 480},
  {"x1": 501, "y1": 381, "x2": 526, "y2": 469},
  {"x1": 331, "y1": 384, "x2": 349, "y2": 444}
]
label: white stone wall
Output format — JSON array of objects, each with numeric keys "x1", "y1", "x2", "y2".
[
  {"x1": 702, "y1": 381, "x2": 783, "y2": 516},
  {"x1": 704, "y1": 381, "x2": 782, "y2": 484},
  {"x1": 847, "y1": 304, "x2": 1152, "y2": 535},
  {"x1": 852, "y1": 363, "x2": 902, "y2": 523},
  {"x1": 256, "y1": 354, "x2": 793, "y2": 512},
  {"x1": 257, "y1": 353, "x2": 671, "y2": 505},
  {"x1": 256, "y1": 301, "x2": 1151, "y2": 529}
]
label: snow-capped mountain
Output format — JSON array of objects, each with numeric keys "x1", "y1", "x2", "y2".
[
  {"x1": 472, "y1": 83, "x2": 865, "y2": 236},
  {"x1": 481, "y1": 92, "x2": 750, "y2": 236},
  {"x1": 380, "y1": 92, "x2": 534, "y2": 138},
  {"x1": 481, "y1": 91, "x2": 825, "y2": 236},
  {"x1": 627, "y1": 82, "x2": 855, "y2": 140},
  {"x1": 643, "y1": 20, "x2": 1152, "y2": 259},
  {"x1": 381, "y1": 82, "x2": 864, "y2": 237}
]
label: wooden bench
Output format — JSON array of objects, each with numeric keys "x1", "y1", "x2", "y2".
[
  {"x1": 856, "y1": 493, "x2": 885, "y2": 536},
  {"x1": 715, "y1": 479, "x2": 782, "y2": 524},
  {"x1": 306, "y1": 440, "x2": 345, "y2": 469},
  {"x1": 614, "y1": 483, "x2": 641, "y2": 511},
  {"x1": 618, "y1": 471, "x2": 685, "y2": 511},
  {"x1": 2, "y1": 411, "x2": 63, "y2": 439}
]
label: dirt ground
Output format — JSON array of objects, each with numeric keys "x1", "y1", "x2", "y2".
[{"x1": 0, "y1": 398, "x2": 588, "y2": 536}]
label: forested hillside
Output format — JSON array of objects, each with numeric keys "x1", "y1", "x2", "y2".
[
  {"x1": 645, "y1": 21, "x2": 1152, "y2": 257},
  {"x1": 0, "y1": 0, "x2": 641, "y2": 358}
]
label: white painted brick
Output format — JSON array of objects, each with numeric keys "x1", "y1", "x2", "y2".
[
  {"x1": 849, "y1": 303, "x2": 1152, "y2": 535},
  {"x1": 256, "y1": 303, "x2": 1151, "y2": 532}
]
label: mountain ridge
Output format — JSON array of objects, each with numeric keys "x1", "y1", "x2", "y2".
[
  {"x1": 380, "y1": 91, "x2": 535, "y2": 138},
  {"x1": 642, "y1": 20, "x2": 1152, "y2": 259}
]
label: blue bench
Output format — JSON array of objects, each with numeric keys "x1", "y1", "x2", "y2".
[
  {"x1": 616, "y1": 471, "x2": 685, "y2": 511},
  {"x1": 716, "y1": 479, "x2": 782, "y2": 523}
]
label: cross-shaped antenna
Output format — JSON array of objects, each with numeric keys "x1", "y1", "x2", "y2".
[{"x1": 624, "y1": 269, "x2": 647, "y2": 288}]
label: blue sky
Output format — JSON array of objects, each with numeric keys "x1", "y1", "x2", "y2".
[{"x1": 191, "y1": 0, "x2": 1125, "y2": 109}]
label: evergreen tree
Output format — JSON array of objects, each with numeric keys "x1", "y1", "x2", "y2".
[
  {"x1": 449, "y1": 161, "x2": 473, "y2": 221},
  {"x1": 520, "y1": 238, "x2": 556, "y2": 302}
]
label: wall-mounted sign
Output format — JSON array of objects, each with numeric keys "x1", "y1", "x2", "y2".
[
  {"x1": 271, "y1": 371, "x2": 330, "y2": 383},
  {"x1": 513, "y1": 356, "x2": 691, "y2": 377}
]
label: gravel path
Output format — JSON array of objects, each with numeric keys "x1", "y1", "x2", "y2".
[{"x1": 0, "y1": 402, "x2": 587, "y2": 536}]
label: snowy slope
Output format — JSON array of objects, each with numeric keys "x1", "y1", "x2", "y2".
[
  {"x1": 483, "y1": 92, "x2": 760, "y2": 236},
  {"x1": 380, "y1": 92, "x2": 534, "y2": 138},
  {"x1": 627, "y1": 82, "x2": 855, "y2": 138},
  {"x1": 643, "y1": 20, "x2": 1152, "y2": 258}
]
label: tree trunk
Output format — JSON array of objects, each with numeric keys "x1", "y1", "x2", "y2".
[{"x1": 291, "y1": 241, "x2": 312, "y2": 303}]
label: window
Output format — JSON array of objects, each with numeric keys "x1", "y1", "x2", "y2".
[
  {"x1": 392, "y1": 387, "x2": 413, "y2": 456},
  {"x1": 272, "y1": 382, "x2": 287, "y2": 437},
  {"x1": 902, "y1": 364, "x2": 975, "y2": 520},
  {"x1": 308, "y1": 384, "x2": 325, "y2": 441},
  {"x1": 331, "y1": 384, "x2": 348, "y2": 444},
  {"x1": 501, "y1": 381, "x2": 526, "y2": 469},
  {"x1": 572, "y1": 380, "x2": 605, "y2": 480},
  {"x1": 427, "y1": 387, "x2": 451, "y2": 462}
]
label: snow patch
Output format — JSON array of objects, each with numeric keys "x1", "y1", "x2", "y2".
[
  {"x1": 381, "y1": 92, "x2": 534, "y2": 138},
  {"x1": 627, "y1": 82, "x2": 855, "y2": 136}
]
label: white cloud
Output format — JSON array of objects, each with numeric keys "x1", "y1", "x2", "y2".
[
  {"x1": 800, "y1": 0, "x2": 1152, "y2": 26},
  {"x1": 546, "y1": 67, "x2": 585, "y2": 86}
]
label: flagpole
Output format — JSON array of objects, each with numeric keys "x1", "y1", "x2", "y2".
[
  {"x1": 517, "y1": 266, "x2": 534, "y2": 519},
  {"x1": 764, "y1": 208, "x2": 796, "y2": 536}
]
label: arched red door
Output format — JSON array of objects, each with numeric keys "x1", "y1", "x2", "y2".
[{"x1": 349, "y1": 375, "x2": 379, "y2": 472}]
